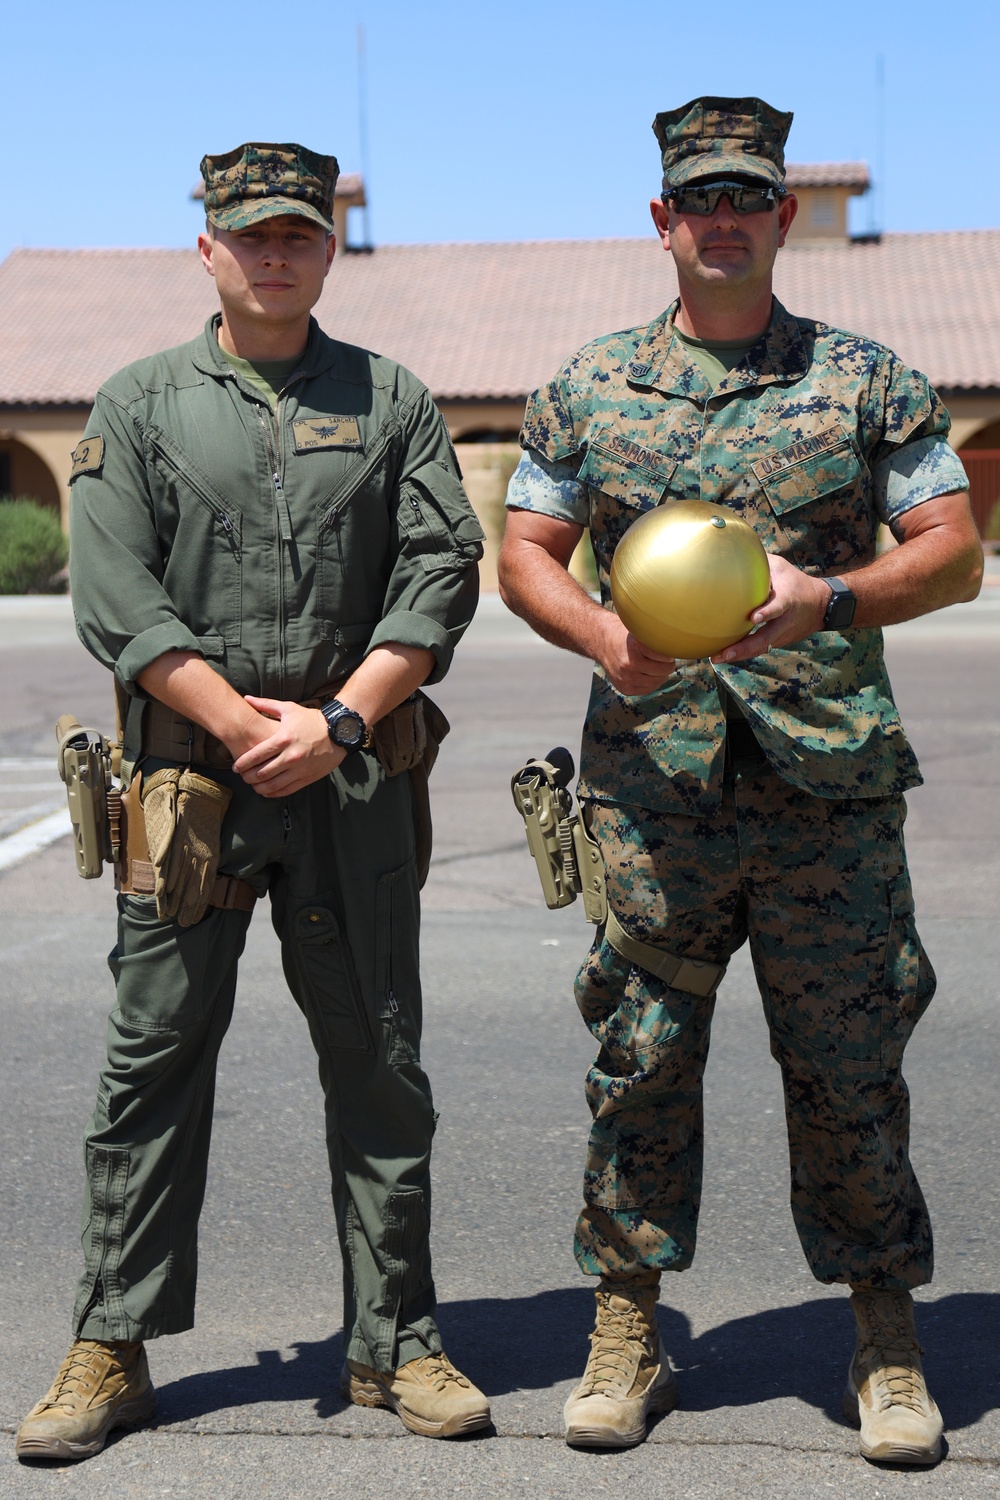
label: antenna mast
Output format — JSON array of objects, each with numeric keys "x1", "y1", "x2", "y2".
[{"x1": 357, "y1": 23, "x2": 373, "y2": 250}]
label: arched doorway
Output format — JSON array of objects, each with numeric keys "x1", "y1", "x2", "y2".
[
  {"x1": 958, "y1": 419, "x2": 1000, "y2": 540},
  {"x1": 0, "y1": 436, "x2": 61, "y2": 513}
]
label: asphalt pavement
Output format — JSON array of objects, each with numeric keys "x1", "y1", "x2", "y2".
[{"x1": 0, "y1": 575, "x2": 998, "y2": 1499}]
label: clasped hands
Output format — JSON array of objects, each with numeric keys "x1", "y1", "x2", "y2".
[
  {"x1": 231, "y1": 696, "x2": 345, "y2": 798},
  {"x1": 601, "y1": 555, "x2": 831, "y2": 696}
]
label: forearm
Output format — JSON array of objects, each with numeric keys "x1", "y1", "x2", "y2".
[
  {"x1": 339, "y1": 643, "x2": 436, "y2": 724},
  {"x1": 718, "y1": 491, "x2": 984, "y2": 663},
  {"x1": 844, "y1": 515, "x2": 983, "y2": 628},
  {"x1": 498, "y1": 516, "x2": 676, "y2": 695},
  {"x1": 136, "y1": 652, "x2": 265, "y2": 757},
  {"x1": 498, "y1": 531, "x2": 613, "y2": 661}
]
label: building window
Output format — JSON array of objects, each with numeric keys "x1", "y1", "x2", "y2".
[{"x1": 810, "y1": 191, "x2": 837, "y2": 228}]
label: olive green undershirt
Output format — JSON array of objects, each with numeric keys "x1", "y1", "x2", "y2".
[
  {"x1": 219, "y1": 349, "x2": 301, "y2": 411},
  {"x1": 674, "y1": 328, "x2": 762, "y2": 391}
]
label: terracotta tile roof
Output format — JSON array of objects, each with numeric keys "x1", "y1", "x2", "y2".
[
  {"x1": 1, "y1": 229, "x2": 998, "y2": 408},
  {"x1": 785, "y1": 162, "x2": 869, "y2": 189}
]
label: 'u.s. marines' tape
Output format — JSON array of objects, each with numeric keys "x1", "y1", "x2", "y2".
[{"x1": 752, "y1": 427, "x2": 846, "y2": 480}]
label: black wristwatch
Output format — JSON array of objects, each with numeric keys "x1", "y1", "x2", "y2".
[
  {"x1": 823, "y1": 576, "x2": 857, "y2": 631},
  {"x1": 320, "y1": 699, "x2": 370, "y2": 753}
]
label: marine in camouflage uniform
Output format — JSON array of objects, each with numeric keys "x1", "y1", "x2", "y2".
[
  {"x1": 499, "y1": 97, "x2": 983, "y2": 1461},
  {"x1": 16, "y1": 142, "x2": 491, "y2": 1464}
]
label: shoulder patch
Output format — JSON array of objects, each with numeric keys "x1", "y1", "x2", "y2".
[
  {"x1": 70, "y1": 435, "x2": 105, "y2": 480},
  {"x1": 292, "y1": 416, "x2": 363, "y2": 453},
  {"x1": 751, "y1": 427, "x2": 847, "y2": 482}
]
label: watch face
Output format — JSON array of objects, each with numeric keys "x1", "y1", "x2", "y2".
[
  {"x1": 332, "y1": 711, "x2": 364, "y2": 747},
  {"x1": 825, "y1": 583, "x2": 856, "y2": 630}
]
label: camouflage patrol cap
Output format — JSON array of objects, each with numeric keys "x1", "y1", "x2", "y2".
[
  {"x1": 200, "y1": 142, "x2": 339, "y2": 232},
  {"x1": 653, "y1": 97, "x2": 793, "y2": 191}
]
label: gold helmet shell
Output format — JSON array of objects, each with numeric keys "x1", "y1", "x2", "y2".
[{"x1": 610, "y1": 500, "x2": 771, "y2": 660}]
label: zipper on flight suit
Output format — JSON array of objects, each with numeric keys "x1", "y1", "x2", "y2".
[
  {"x1": 147, "y1": 432, "x2": 242, "y2": 559},
  {"x1": 253, "y1": 400, "x2": 293, "y2": 697}
]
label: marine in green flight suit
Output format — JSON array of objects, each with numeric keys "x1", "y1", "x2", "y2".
[
  {"x1": 499, "y1": 98, "x2": 983, "y2": 1464},
  {"x1": 17, "y1": 142, "x2": 490, "y2": 1463}
]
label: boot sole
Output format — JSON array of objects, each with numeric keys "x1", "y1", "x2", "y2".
[
  {"x1": 842, "y1": 1386, "x2": 942, "y2": 1466},
  {"x1": 16, "y1": 1387, "x2": 156, "y2": 1462},
  {"x1": 340, "y1": 1370, "x2": 491, "y2": 1439},
  {"x1": 565, "y1": 1369, "x2": 678, "y2": 1449}
]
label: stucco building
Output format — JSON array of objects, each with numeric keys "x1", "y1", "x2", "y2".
[{"x1": 1, "y1": 164, "x2": 998, "y2": 586}]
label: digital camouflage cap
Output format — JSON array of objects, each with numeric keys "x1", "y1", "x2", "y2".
[
  {"x1": 200, "y1": 142, "x2": 339, "y2": 232},
  {"x1": 653, "y1": 97, "x2": 793, "y2": 191}
]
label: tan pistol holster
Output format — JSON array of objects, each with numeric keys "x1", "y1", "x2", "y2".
[
  {"x1": 510, "y1": 749, "x2": 607, "y2": 924},
  {"x1": 511, "y1": 747, "x2": 727, "y2": 999},
  {"x1": 56, "y1": 702, "x2": 256, "y2": 917},
  {"x1": 55, "y1": 715, "x2": 121, "y2": 879}
]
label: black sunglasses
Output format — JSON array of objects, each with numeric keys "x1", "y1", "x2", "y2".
[{"x1": 665, "y1": 181, "x2": 785, "y2": 216}]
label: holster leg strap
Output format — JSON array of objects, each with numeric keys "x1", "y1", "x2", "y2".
[{"x1": 603, "y1": 907, "x2": 727, "y2": 998}]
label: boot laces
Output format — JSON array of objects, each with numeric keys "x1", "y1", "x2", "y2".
[
  {"x1": 858, "y1": 1301, "x2": 925, "y2": 1413},
  {"x1": 413, "y1": 1352, "x2": 470, "y2": 1391},
  {"x1": 44, "y1": 1342, "x2": 126, "y2": 1410},
  {"x1": 582, "y1": 1295, "x2": 653, "y2": 1395}
]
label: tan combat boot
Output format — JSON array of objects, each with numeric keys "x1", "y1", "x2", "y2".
[
  {"x1": 15, "y1": 1340, "x2": 155, "y2": 1461},
  {"x1": 340, "y1": 1351, "x2": 491, "y2": 1437},
  {"x1": 564, "y1": 1277, "x2": 677, "y2": 1448},
  {"x1": 843, "y1": 1289, "x2": 943, "y2": 1465}
]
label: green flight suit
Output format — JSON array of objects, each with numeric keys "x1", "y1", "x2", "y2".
[{"x1": 67, "y1": 315, "x2": 483, "y2": 1368}]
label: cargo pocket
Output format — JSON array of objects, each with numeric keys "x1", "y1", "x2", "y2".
[
  {"x1": 755, "y1": 435, "x2": 873, "y2": 570},
  {"x1": 578, "y1": 441, "x2": 675, "y2": 508},
  {"x1": 375, "y1": 858, "x2": 421, "y2": 1065},
  {"x1": 880, "y1": 871, "x2": 936, "y2": 1070},
  {"x1": 294, "y1": 905, "x2": 374, "y2": 1054}
]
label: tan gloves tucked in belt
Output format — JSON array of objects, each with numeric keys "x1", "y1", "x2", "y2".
[{"x1": 140, "y1": 768, "x2": 232, "y2": 927}]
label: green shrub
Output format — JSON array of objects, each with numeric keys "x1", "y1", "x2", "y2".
[
  {"x1": 986, "y1": 497, "x2": 1000, "y2": 542},
  {"x1": 0, "y1": 497, "x2": 68, "y2": 594}
]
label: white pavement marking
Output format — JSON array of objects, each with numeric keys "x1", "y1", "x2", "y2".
[{"x1": 0, "y1": 808, "x2": 72, "y2": 871}]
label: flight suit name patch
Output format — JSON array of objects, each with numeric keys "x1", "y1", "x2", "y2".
[
  {"x1": 292, "y1": 416, "x2": 363, "y2": 452},
  {"x1": 70, "y1": 436, "x2": 105, "y2": 479},
  {"x1": 751, "y1": 427, "x2": 846, "y2": 480}
]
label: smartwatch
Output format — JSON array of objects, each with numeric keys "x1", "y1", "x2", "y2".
[
  {"x1": 823, "y1": 576, "x2": 857, "y2": 631},
  {"x1": 320, "y1": 699, "x2": 370, "y2": 754}
]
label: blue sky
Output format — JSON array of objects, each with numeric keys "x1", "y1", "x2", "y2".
[{"x1": 3, "y1": 0, "x2": 996, "y2": 261}]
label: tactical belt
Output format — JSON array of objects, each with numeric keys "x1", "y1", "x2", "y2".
[
  {"x1": 142, "y1": 701, "x2": 235, "y2": 767},
  {"x1": 141, "y1": 687, "x2": 348, "y2": 768},
  {"x1": 604, "y1": 907, "x2": 727, "y2": 998}
]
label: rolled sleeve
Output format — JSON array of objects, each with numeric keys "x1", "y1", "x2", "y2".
[
  {"x1": 505, "y1": 448, "x2": 589, "y2": 525},
  {"x1": 371, "y1": 387, "x2": 483, "y2": 683},
  {"x1": 114, "y1": 620, "x2": 207, "y2": 696},
  {"x1": 69, "y1": 393, "x2": 210, "y2": 693},
  {"x1": 873, "y1": 434, "x2": 970, "y2": 526}
]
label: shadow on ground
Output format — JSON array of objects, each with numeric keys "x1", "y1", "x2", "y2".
[{"x1": 152, "y1": 1289, "x2": 999, "y2": 1433}]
